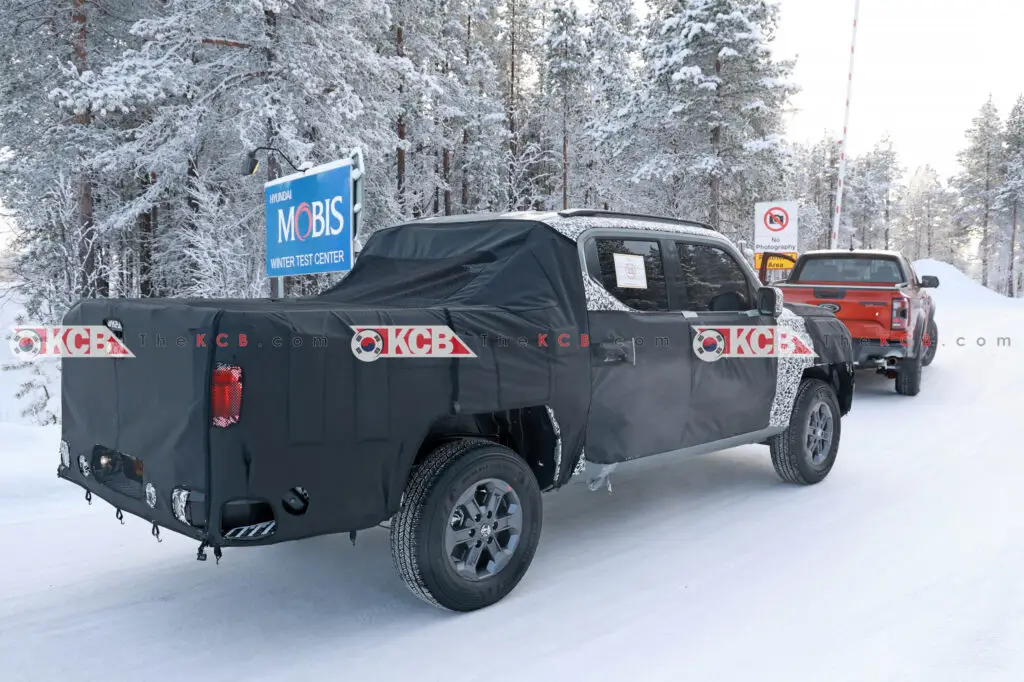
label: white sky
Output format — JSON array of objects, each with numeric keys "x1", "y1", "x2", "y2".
[
  {"x1": 583, "y1": 0, "x2": 1023, "y2": 181},
  {"x1": 772, "y1": 0, "x2": 1024, "y2": 181}
]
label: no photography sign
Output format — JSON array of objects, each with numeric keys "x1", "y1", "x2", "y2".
[
  {"x1": 755, "y1": 201, "x2": 799, "y2": 253},
  {"x1": 764, "y1": 206, "x2": 789, "y2": 232}
]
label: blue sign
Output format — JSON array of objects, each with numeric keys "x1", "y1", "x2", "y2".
[{"x1": 265, "y1": 159, "x2": 353, "y2": 277}]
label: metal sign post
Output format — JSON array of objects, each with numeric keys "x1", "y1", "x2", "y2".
[
  {"x1": 831, "y1": 0, "x2": 861, "y2": 250},
  {"x1": 349, "y1": 148, "x2": 365, "y2": 255}
]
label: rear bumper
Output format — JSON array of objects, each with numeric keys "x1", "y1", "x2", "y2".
[
  {"x1": 852, "y1": 338, "x2": 909, "y2": 368},
  {"x1": 57, "y1": 457, "x2": 207, "y2": 543},
  {"x1": 57, "y1": 457, "x2": 295, "y2": 548},
  {"x1": 58, "y1": 432, "x2": 402, "y2": 549}
]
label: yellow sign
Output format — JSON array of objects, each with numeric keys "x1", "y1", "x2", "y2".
[{"x1": 754, "y1": 252, "x2": 798, "y2": 270}]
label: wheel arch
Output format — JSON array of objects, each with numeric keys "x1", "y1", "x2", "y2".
[
  {"x1": 412, "y1": 406, "x2": 562, "y2": 491},
  {"x1": 802, "y1": 362, "x2": 854, "y2": 416}
]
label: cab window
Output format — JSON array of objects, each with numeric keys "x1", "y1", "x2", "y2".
[
  {"x1": 792, "y1": 256, "x2": 906, "y2": 284},
  {"x1": 593, "y1": 238, "x2": 669, "y2": 311},
  {"x1": 674, "y1": 242, "x2": 755, "y2": 312}
]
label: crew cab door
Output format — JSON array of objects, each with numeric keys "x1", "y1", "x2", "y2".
[
  {"x1": 580, "y1": 232, "x2": 696, "y2": 465},
  {"x1": 671, "y1": 238, "x2": 779, "y2": 444}
]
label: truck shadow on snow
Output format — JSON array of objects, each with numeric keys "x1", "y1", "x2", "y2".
[
  {"x1": 98, "y1": 447, "x2": 797, "y2": 643},
  {"x1": 850, "y1": 365, "x2": 945, "y2": 397}
]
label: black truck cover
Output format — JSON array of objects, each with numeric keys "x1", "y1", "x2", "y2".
[{"x1": 60, "y1": 218, "x2": 591, "y2": 545}]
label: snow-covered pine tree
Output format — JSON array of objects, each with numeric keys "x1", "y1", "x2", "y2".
[
  {"x1": 495, "y1": 0, "x2": 549, "y2": 209},
  {"x1": 0, "y1": 0, "x2": 156, "y2": 420},
  {"x1": 450, "y1": 0, "x2": 508, "y2": 212},
  {"x1": 389, "y1": 0, "x2": 452, "y2": 221},
  {"x1": 632, "y1": 2, "x2": 706, "y2": 218},
  {"x1": 999, "y1": 95, "x2": 1024, "y2": 296},
  {"x1": 49, "y1": 0, "x2": 403, "y2": 296},
  {"x1": 538, "y1": 0, "x2": 590, "y2": 209},
  {"x1": 436, "y1": 0, "x2": 474, "y2": 216},
  {"x1": 790, "y1": 134, "x2": 841, "y2": 250},
  {"x1": 0, "y1": 0, "x2": 157, "y2": 308},
  {"x1": 0, "y1": 179, "x2": 85, "y2": 425},
  {"x1": 842, "y1": 158, "x2": 875, "y2": 249},
  {"x1": 873, "y1": 138, "x2": 903, "y2": 251},
  {"x1": 636, "y1": 0, "x2": 796, "y2": 237},
  {"x1": 954, "y1": 96, "x2": 1005, "y2": 289},
  {"x1": 843, "y1": 138, "x2": 903, "y2": 250},
  {"x1": 899, "y1": 166, "x2": 961, "y2": 265},
  {"x1": 585, "y1": 0, "x2": 642, "y2": 211}
]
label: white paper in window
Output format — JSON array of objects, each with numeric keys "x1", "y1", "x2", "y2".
[{"x1": 612, "y1": 253, "x2": 648, "y2": 289}]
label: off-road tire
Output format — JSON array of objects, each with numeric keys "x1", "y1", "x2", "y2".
[
  {"x1": 922, "y1": 318, "x2": 938, "y2": 367},
  {"x1": 896, "y1": 349, "x2": 923, "y2": 396},
  {"x1": 390, "y1": 439, "x2": 543, "y2": 612},
  {"x1": 769, "y1": 378, "x2": 842, "y2": 485}
]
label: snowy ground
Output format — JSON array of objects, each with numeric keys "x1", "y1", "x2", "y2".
[{"x1": 2, "y1": 260, "x2": 1023, "y2": 681}]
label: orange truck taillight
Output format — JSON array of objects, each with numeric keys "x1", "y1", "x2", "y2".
[
  {"x1": 212, "y1": 364, "x2": 242, "y2": 427},
  {"x1": 891, "y1": 296, "x2": 909, "y2": 331}
]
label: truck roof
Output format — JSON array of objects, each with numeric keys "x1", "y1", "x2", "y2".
[
  {"x1": 798, "y1": 249, "x2": 905, "y2": 259},
  {"x1": 404, "y1": 209, "x2": 731, "y2": 247}
]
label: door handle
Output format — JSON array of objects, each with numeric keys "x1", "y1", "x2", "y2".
[{"x1": 594, "y1": 338, "x2": 636, "y2": 365}]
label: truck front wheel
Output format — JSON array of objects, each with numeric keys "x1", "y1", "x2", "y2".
[
  {"x1": 769, "y1": 378, "x2": 842, "y2": 485},
  {"x1": 390, "y1": 439, "x2": 543, "y2": 611}
]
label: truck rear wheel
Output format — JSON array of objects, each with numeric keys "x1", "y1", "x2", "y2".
[
  {"x1": 922, "y1": 319, "x2": 938, "y2": 367},
  {"x1": 390, "y1": 439, "x2": 543, "y2": 611},
  {"x1": 895, "y1": 350, "x2": 923, "y2": 396},
  {"x1": 769, "y1": 378, "x2": 841, "y2": 485}
]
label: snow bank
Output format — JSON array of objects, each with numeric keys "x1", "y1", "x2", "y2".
[
  {"x1": 0, "y1": 422, "x2": 60, "y2": 506},
  {"x1": 913, "y1": 259, "x2": 1022, "y2": 308}
]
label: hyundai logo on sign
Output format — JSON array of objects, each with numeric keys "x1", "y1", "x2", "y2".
[{"x1": 264, "y1": 159, "x2": 354, "y2": 278}]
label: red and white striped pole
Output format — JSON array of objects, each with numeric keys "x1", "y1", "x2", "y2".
[{"x1": 831, "y1": 0, "x2": 860, "y2": 250}]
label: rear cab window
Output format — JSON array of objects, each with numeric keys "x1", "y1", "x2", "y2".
[
  {"x1": 790, "y1": 255, "x2": 907, "y2": 284},
  {"x1": 592, "y1": 237, "x2": 669, "y2": 311}
]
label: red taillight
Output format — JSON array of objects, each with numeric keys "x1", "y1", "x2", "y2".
[
  {"x1": 891, "y1": 296, "x2": 908, "y2": 330},
  {"x1": 212, "y1": 364, "x2": 242, "y2": 428}
]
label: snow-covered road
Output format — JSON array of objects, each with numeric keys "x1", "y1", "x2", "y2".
[{"x1": 3, "y1": 260, "x2": 1023, "y2": 682}]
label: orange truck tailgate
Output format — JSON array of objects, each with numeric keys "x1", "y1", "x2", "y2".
[{"x1": 777, "y1": 283, "x2": 903, "y2": 340}]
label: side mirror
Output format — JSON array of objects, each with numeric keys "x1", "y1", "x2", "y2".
[
  {"x1": 919, "y1": 275, "x2": 939, "y2": 288},
  {"x1": 757, "y1": 286, "x2": 784, "y2": 316}
]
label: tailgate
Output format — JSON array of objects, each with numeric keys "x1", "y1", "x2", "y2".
[
  {"x1": 778, "y1": 283, "x2": 902, "y2": 338},
  {"x1": 60, "y1": 298, "x2": 220, "y2": 535}
]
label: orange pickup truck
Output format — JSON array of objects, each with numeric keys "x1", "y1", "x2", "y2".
[{"x1": 760, "y1": 250, "x2": 939, "y2": 396}]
